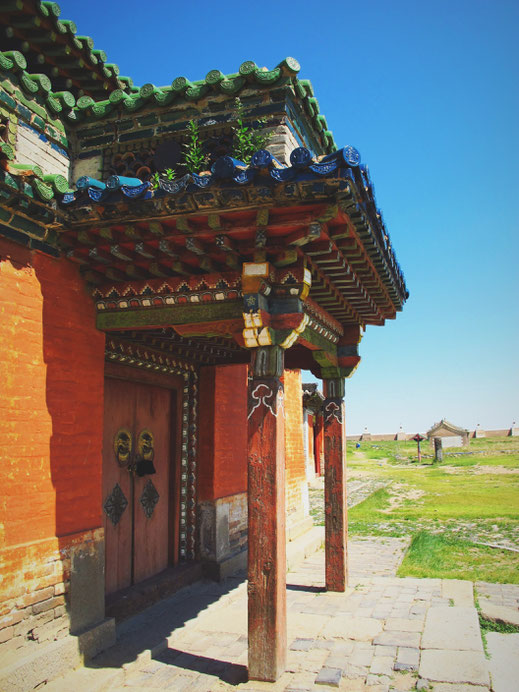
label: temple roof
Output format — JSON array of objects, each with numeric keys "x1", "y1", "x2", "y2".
[
  {"x1": 1, "y1": 1, "x2": 129, "y2": 99},
  {"x1": 62, "y1": 57, "x2": 336, "y2": 154},
  {"x1": 0, "y1": 143, "x2": 408, "y2": 326},
  {"x1": 0, "y1": 4, "x2": 409, "y2": 342},
  {"x1": 426, "y1": 419, "x2": 469, "y2": 436}
]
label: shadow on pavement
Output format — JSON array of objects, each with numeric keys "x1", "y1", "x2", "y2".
[
  {"x1": 87, "y1": 573, "x2": 246, "y2": 672},
  {"x1": 157, "y1": 648, "x2": 248, "y2": 685}
]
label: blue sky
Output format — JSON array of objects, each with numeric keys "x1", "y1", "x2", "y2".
[{"x1": 58, "y1": 0, "x2": 519, "y2": 434}]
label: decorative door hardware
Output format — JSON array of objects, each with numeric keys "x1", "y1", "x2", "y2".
[
  {"x1": 140, "y1": 479, "x2": 160, "y2": 519},
  {"x1": 104, "y1": 482, "x2": 128, "y2": 526},
  {"x1": 114, "y1": 428, "x2": 133, "y2": 467},
  {"x1": 135, "y1": 429, "x2": 156, "y2": 477},
  {"x1": 112, "y1": 428, "x2": 156, "y2": 476}
]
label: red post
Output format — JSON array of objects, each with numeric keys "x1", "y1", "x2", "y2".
[
  {"x1": 314, "y1": 412, "x2": 325, "y2": 476},
  {"x1": 247, "y1": 346, "x2": 286, "y2": 681},
  {"x1": 323, "y1": 378, "x2": 348, "y2": 591}
]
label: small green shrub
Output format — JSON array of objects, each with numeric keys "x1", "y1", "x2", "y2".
[
  {"x1": 231, "y1": 98, "x2": 271, "y2": 164},
  {"x1": 183, "y1": 120, "x2": 207, "y2": 174}
]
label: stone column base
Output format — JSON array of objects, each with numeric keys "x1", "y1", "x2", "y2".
[{"x1": 202, "y1": 548, "x2": 248, "y2": 581}]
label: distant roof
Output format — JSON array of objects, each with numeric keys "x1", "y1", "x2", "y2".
[{"x1": 426, "y1": 419, "x2": 468, "y2": 436}]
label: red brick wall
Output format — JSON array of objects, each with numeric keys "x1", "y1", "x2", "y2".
[
  {"x1": 197, "y1": 363, "x2": 248, "y2": 501},
  {"x1": 284, "y1": 369, "x2": 306, "y2": 519},
  {"x1": 0, "y1": 239, "x2": 105, "y2": 648}
]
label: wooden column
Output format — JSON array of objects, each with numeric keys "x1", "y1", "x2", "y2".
[
  {"x1": 247, "y1": 346, "x2": 287, "y2": 682},
  {"x1": 315, "y1": 412, "x2": 325, "y2": 476},
  {"x1": 322, "y1": 377, "x2": 348, "y2": 591}
]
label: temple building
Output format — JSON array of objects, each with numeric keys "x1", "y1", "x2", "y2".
[
  {"x1": 426, "y1": 419, "x2": 470, "y2": 448},
  {"x1": 0, "y1": 2, "x2": 408, "y2": 687}
]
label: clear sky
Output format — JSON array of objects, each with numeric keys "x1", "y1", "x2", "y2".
[{"x1": 57, "y1": 0, "x2": 519, "y2": 434}]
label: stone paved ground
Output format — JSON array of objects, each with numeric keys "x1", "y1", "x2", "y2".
[{"x1": 46, "y1": 538, "x2": 519, "y2": 692}]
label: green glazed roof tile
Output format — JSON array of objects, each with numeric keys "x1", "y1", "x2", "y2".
[
  {"x1": 239, "y1": 60, "x2": 257, "y2": 76},
  {"x1": 299, "y1": 79, "x2": 314, "y2": 97},
  {"x1": 0, "y1": 142, "x2": 15, "y2": 160},
  {"x1": 254, "y1": 67, "x2": 281, "y2": 84},
  {"x1": 41, "y1": 2, "x2": 61, "y2": 18},
  {"x1": 185, "y1": 85, "x2": 208, "y2": 101},
  {"x1": 33, "y1": 177, "x2": 54, "y2": 200},
  {"x1": 20, "y1": 73, "x2": 39, "y2": 94},
  {"x1": 171, "y1": 76, "x2": 192, "y2": 92},
  {"x1": 220, "y1": 76, "x2": 246, "y2": 94},
  {"x1": 63, "y1": 57, "x2": 337, "y2": 153},
  {"x1": 42, "y1": 173, "x2": 70, "y2": 193},
  {"x1": 205, "y1": 70, "x2": 224, "y2": 86},
  {"x1": 46, "y1": 94, "x2": 62, "y2": 113},
  {"x1": 1, "y1": 3, "x2": 126, "y2": 99},
  {"x1": 8, "y1": 162, "x2": 43, "y2": 178}
]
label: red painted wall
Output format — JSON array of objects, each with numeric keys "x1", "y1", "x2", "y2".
[
  {"x1": 283, "y1": 369, "x2": 306, "y2": 519},
  {"x1": 198, "y1": 366, "x2": 307, "y2": 516},
  {"x1": 0, "y1": 238, "x2": 105, "y2": 605},
  {"x1": 197, "y1": 363, "x2": 248, "y2": 501}
]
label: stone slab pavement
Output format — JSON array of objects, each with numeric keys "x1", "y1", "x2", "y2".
[{"x1": 45, "y1": 537, "x2": 518, "y2": 692}]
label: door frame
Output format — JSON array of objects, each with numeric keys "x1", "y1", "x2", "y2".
[{"x1": 104, "y1": 362, "x2": 184, "y2": 570}]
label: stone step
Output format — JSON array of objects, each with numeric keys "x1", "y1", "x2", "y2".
[
  {"x1": 0, "y1": 618, "x2": 115, "y2": 692},
  {"x1": 421, "y1": 606, "x2": 483, "y2": 651},
  {"x1": 286, "y1": 525, "x2": 324, "y2": 571},
  {"x1": 479, "y1": 602, "x2": 519, "y2": 627},
  {"x1": 419, "y1": 606, "x2": 489, "y2": 687}
]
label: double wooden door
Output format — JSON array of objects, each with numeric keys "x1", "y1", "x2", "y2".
[{"x1": 103, "y1": 377, "x2": 174, "y2": 595}]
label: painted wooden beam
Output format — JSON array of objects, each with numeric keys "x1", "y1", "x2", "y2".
[
  {"x1": 96, "y1": 300, "x2": 242, "y2": 331},
  {"x1": 247, "y1": 346, "x2": 287, "y2": 682},
  {"x1": 322, "y1": 377, "x2": 348, "y2": 592}
]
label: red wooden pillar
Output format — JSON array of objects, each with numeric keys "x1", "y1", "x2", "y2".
[
  {"x1": 315, "y1": 412, "x2": 325, "y2": 476},
  {"x1": 323, "y1": 377, "x2": 348, "y2": 591},
  {"x1": 247, "y1": 346, "x2": 287, "y2": 681}
]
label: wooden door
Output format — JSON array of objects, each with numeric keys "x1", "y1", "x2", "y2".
[{"x1": 103, "y1": 377, "x2": 173, "y2": 595}]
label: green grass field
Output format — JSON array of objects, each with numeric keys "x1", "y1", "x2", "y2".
[
  {"x1": 317, "y1": 436, "x2": 519, "y2": 582},
  {"x1": 397, "y1": 531, "x2": 519, "y2": 583}
]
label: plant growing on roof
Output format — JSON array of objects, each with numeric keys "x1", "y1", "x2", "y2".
[
  {"x1": 183, "y1": 120, "x2": 207, "y2": 174},
  {"x1": 149, "y1": 167, "x2": 176, "y2": 190},
  {"x1": 231, "y1": 98, "x2": 271, "y2": 164}
]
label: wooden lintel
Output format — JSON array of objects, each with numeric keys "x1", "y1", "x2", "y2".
[
  {"x1": 173, "y1": 318, "x2": 243, "y2": 339},
  {"x1": 96, "y1": 300, "x2": 243, "y2": 331},
  {"x1": 299, "y1": 326, "x2": 337, "y2": 353}
]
